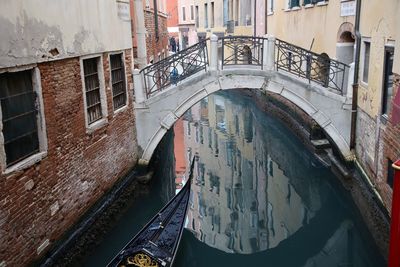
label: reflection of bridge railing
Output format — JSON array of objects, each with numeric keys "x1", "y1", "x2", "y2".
[
  {"x1": 275, "y1": 39, "x2": 349, "y2": 94},
  {"x1": 136, "y1": 36, "x2": 350, "y2": 100},
  {"x1": 140, "y1": 39, "x2": 209, "y2": 98}
]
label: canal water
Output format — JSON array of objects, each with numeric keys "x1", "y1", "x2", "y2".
[{"x1": 81, "y1": 90, "x2": 385, "y2": 267}]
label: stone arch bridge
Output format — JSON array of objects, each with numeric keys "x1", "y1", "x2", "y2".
[{"x1": 133, "y1": 35, "x2": 354, "y2": 165}]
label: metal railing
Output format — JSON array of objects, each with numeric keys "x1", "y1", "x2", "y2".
[
  {"x1": 221, "y1": 36, "x2": 264, "y2": 69},
  {"x1": 140, "y1": 39, "x2": 209, "y2": 98},
  {"x1": 275, "y1": 38, "x2": 349, "y2": 94}
]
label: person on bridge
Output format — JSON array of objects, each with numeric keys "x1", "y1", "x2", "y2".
[{"x1": 170, "y1": 37, "x2": 176, "y2": 53}]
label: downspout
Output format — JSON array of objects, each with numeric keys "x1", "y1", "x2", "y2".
[
  {"x1": 254, "y1": 0, "x2": 257, "y2": 36},
  {"x1": 153, "y1": 0, "x2": 159, "y2": 41},
  {"x1": 264, "y1": 0, "x2": 268, "y2": 34},
  {"x1": 350, "y1": 0, "x2": 361, "y2": 149}
]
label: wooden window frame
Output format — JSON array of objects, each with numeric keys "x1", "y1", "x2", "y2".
[
  {"x1": 0, "y1": 66, "x2": 47, "y2": 174},
  {"x1": 80, "y1": 55, "x2": 108, "y2": 132},
  {"x1": 109, "y1": 52, "x2": 128, "y2": 112}
]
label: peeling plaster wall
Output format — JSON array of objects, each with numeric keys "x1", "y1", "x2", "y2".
[
  {"x1": 0, "y1": 0, "x2": 132, "y2": 68},
  {"x1": 357, "y1": 0, "x2": 398, "y2": 118}
]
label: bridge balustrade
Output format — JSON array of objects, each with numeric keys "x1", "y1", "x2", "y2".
[
  {"x1": 275, "y1": 39, "x2": 349, "y2": 95},
  {"x1": 140, "y1": 39, "x2": 209, "y2": 98},
  {"x1": 136, "y1": 35, "x2": 350, "y2": 100}
]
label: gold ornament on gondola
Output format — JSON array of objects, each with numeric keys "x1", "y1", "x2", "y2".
[{"x1": 126, "y1": 253, "x2": 159, "y2": 267}]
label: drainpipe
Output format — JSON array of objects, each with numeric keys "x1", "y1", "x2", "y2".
[
  {"x1": 389, "y1": 160, "x2": 400, "y2": 267},
  {"x1": 350, "y1": 0, "x2": 361, "y2": 149},
  {"x1": 134, "y1": 0, "x2": 148, "y2": 68},
  {"x1": 153, "y1": 0, "x2": 159, "y2": 41},
  {"x1": 265, "y1": 0, "x2": 268, "y2": 34},
  {"x1": 254, "y1": 0, "x2": 257, "y2": 36}
]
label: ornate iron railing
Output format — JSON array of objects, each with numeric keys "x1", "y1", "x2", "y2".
[
  {"x1": 140, "y1": 39, "x2": 209, "y2": 98},
  {"x1": 221, "y1": 36, "x2": 264, "y2": 69},
  {"x1": 275, "y1": 38, "x2": 349, "y2": 94}
]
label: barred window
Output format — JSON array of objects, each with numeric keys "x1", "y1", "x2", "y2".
[
  {"x1": 0, "y1": 70, "x2": 39, "y2": 166},
  {"x1": 110, "y1": 54, "x2": 127, "y2": 110},
  {"x1": 83, "y1": 57, "x2": 103, "y2": 124}
]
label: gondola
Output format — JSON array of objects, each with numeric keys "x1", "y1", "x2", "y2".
[{"x1": 107, "y1": 159, "x2": 195, "y2": 267}]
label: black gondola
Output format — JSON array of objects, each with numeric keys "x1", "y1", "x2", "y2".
[{"x1": 107, "y1": 159, "x2": 195, "y2": 267}]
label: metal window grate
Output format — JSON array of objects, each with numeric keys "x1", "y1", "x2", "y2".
[
  {"x1": 110, "y1": 54, "x2": 127, "y2": 110},
  {"x1": 0, "y1": 70, "x2": 39, "y2": 166},
  {"x1": 83, "y1": 58, "x2": 103, "y2": 124}
]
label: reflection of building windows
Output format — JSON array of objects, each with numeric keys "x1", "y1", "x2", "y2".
[
  {"x1": 214, "y1": 132, "x2": 219, "y2": 156},
  {"x1": 199, "y1": 125, "x2": 204, "y2": 144},
  {"x1": 269, "y1": 159, "x2": 273, "y2": 177},
  {"x1": 234, "y1": 115, "x2": 239, "y2": 134},
  {"x1": 208, "y1": 127, "x2": 212, "y2": 148},
  {"x1": 244, "y1": 110, "x2": 253, "y2": 142},
  {"x1": 382, "y1": 46, "x2": 394, "y2": 117}
]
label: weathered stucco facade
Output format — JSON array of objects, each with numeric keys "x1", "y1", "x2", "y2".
[
  {"x1": 0, "y1": 1, "x2": 138, "y2": 266},
  {"x1": 266, "y1": 0, "x2": 355, "y2": 60}
]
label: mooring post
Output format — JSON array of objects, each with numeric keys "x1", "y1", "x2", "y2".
[
  {"x1": 264, "y1": 34, "x2": 276, "y2": 71},
  {"x1": 389, "y1": 159, "x2": 400, "y2": 267},
  {"x1": 133, "y1": 69, "x2": 146, "y2": 103},
  {"x1": 209, "y1": 34, "x2": 218, "y2": 72}
]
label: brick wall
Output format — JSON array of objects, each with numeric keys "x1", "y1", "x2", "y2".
[
  {"x1": 355, "y1": 73, "x2": 400, "y2": 213},
  {"x1": 380, "y1": 73, "x2": 400, "y2": 212},
  {"x1": 0, "y1": 49, "x2": 138, "y2": 266},
  {"x1": 144, "y1": 11, "x2": 169, "y2": 62}
]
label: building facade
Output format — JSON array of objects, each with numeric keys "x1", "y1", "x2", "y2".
[
  {"x1": 0, "y1": 1, "x2": 137, "y2": 266},
  {"x1": 131, "y1": 0, "x2": 169, "y2": 66},
  {"x1": 167, "y1": 0, "x2": 180, "y2": 40},
  {"x1": 266, "y1": 0, "x2": 356, "y2": 62},
  {"x1": 355, "y1": 0, "x2": 400, "y2": 212},
  {"x1": 193, "y1": 0, "x2": 264, "y2": 40},
  {"x1": 178, "y1": 0, "x2": 198, "y2": 49}
]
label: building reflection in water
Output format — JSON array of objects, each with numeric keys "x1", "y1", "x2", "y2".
[{"x1": 173, "y1": 91, "x2": 382, "y2": 266}]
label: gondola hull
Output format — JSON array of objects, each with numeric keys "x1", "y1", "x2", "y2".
[{"x1": 107, "y1": 160, "x2": 194, "y2": 267}]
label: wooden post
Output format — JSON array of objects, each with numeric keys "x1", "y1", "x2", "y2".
[{"x1": 389, "y1": 159, "x2": 400, "y2": 267}]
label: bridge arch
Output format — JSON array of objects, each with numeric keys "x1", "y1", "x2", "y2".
[{"x1": 136, "y1": 69, "x2": 352, "y2": 165}]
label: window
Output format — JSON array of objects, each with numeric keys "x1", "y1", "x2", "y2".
[
  {"x1": 303, "y1": 0, "x2": 312, "y2": 5},
  {"x1": 110, "y1": 53, "x2": 127, "y2": 111},
  {"x1": 289, "y1": 0, "x2": 300, "y2": 8},
  {"x1": 211, "y1": 2, "x2": 215, "y2": 28},
  {"x1": 182, "y1": 6, "x2": 186, "y2": 21},
  {"x1": 191, "y1": 5, "x2": 194, "y2": 20},
  {"x1": 82, "y1": 57, "x2": 104, "y2": 125},
  {"x1": 382, "y1": 47, "x2": 394, "y2": 116},
  {"x1": 0, "y1": 70, "x2": 39, "y2": 166},
  {"x1": 268, "y1": 0, "x2": 274, "y2": 13},
  {"x1": 195, "y1": 6, "x2": 199, "y2": 27},
  {"x1": 204, "y1": 3, "x2": 208, "y2": 28},
  {"x1": 388, "y1": 159, "x2": 394, "y2": 189},
  {"x1": 362, "y1": 41, "x2": 370, "y2": 83}
]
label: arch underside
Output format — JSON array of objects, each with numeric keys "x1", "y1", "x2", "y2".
[{"x1": 137, "y1": 69, "x2": 352, "y2": 165}]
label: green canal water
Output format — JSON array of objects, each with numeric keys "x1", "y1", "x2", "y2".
[{"x1": 81, "y1": 90, "x2": 385, "y2": 267}]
